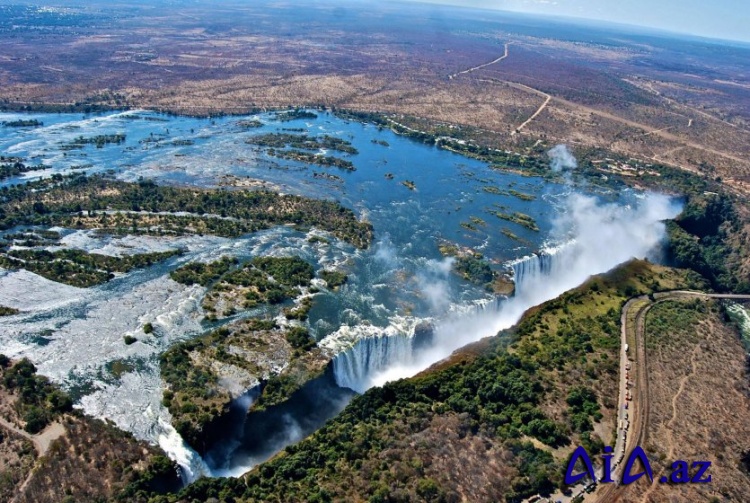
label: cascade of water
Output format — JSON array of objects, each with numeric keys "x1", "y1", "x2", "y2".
[
  {"x1": 156, "y1": 418, "x2": 212, "y2": 484},
  {"x1": 509, "y1": 244, "x2": 571, "y2": 297},
  {"x1": 331, "y1": 322, "x2": 434, "y2": 393}
]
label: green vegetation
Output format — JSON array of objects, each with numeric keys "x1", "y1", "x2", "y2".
[
  {"x1": 170, "y1": 256, "x2": 238, "y2": 287},
  {"x1": 285, "y1": 325, "x2": 316, "y2": 351},
  {"x1": 159, "y1": 318, "x2": 328, "y2": 450},
  {"x1": 0, "y1": 355, "x2": 180, "y2": 502},
  {"x1": 3, "y1": 229, "x2": 61, "y2": 247},
  {"x1": 487, "y1": 208, "x2": 539, "y2": 231},
  {"x1": 169, "y1": 262, "x2": 695, "y2": 503},
  {"x1": 566, "y1": 386, "x2": 603, "y2": 436},
  {"x1": 667, "y1": 192, "x2": 747, "y2": 292},
  {"x1": 455, "y1": 254, "x2": 494, "y2": 286},
  {"x1": 62, "y1": 134, "x2": 126, "y2": 150},
  {"x1": 0, "y1": 248, "x2": 182, "y2": 288},
  {"x1": 266, "y1": 148, "x2": 356, "y2": 171},
  {"x1": 402, "y1": 180, "x2": 416, "y2": 190},
  {"x1": 236, "y1": 119, "x2": 263, "y2": 128},
  {"x1": 0, "y1": 160, "x2": 47, "y2": 181},
  {"x1": 161, "y1": 255, "x2": 325, "y2": 446},
  {"x1": 2, "y1": 119, "x2": 43, "y2": 127},
  {"x1": 482, "y1": 186, "x2": 536, "y2": 201},
  {"x1": 320, "y1": 269, "x2": 348, "y2": 289},
  {"x1": 371, "y1": 139, "x2": 389, "y2": 147},
  {"x1": 274, "y1": 109, "x2": 318, "y2": 122},
  {"x1": 312, "y1": 171, "x2": 343, "y2": 182},
  {"x1": 0, "y1": 174, "x2": 373, "y2": 248},
  {"x1": 199, "y1": 256, "x2": 313, "y2": 318},
  {"x1": 252, "y1": 256, "x2": 315, "y2": 287},
  {"x1": 283, "y1": 296, "x2": 314, "y2": 321},
  {"x1": 123, "y1": 335, "x2": 138, "y2": 345},
  {"x1": 0, "y1": 357, "x2": 73, "y2": 433},
  {"x1": 439, "y1": 244, "x2": 512, "y2": 294},
  {"x1": 509, "y1": 189, "x2": 536, "y2": 201},
  {"x1": 0, "y1": 306, "x2": 19, "y2": 316},
  {"x1": 247, "y1": 133, "x2": 358, "y2": 154},
  {"x1": 307, "y1": 235, "x2": 329, "y2": 245},
  {"x1": 159, "y1": 327, "x2": 230, "y2": 449},
  {"x1": 645, "y1": 299, "x2": 709, "y2": 350},
  {"x1": 501, "y1": 228, "x2": 521, "y2": 242}
]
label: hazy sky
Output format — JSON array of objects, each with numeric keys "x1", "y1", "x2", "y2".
[{"x1": 405, "y1": 0, "x2": 750, "y2": 43}]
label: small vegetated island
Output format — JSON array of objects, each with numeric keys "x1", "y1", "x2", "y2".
[
  {"x1": 274, "y1": 109, "x2": 318, "y2": 122},
  {"x1": 439, "y1": 241, "x2": 515, "y2": 295},
  {"x1": 0, "y1": 171, "x2": 365, "y2": 454},
  {"x1": 487, "y1": 204, "x2": 540, "y2": 232},
  {"x1": 61, "y1": 133, "x2": 126, "y2": 150},
  {"x1": 0, "y1": 157, "x2": 48, "y2": 181},
  {"x1": 163, "y1": 255, "x2": 341, "y2": 451},
  {"x1": 246, "y1": 132, "x2": 357, "y2": 171},
  {"x1": 1, "y1": 119, "x2": 43, "y2": 128}
]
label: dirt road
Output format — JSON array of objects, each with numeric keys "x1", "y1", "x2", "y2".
[
  {"x1": 448, "y1": 43, "x2": 509, "y2": 79},
  {"x1": 0, "y1": 416, "x2": 64, "y2": 456}
]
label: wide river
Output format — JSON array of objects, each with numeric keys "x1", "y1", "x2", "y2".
[{"x1": 0, "y1": 110, "x2": 678, "y2": 479}]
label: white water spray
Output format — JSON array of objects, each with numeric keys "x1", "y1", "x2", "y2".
[{"x1": 328, "y1": 148, "x2": 681, "y2": 392}]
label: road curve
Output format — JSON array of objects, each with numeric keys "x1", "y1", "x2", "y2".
[
  {"x1": 592, "y1": 291, "x2": 750, "y2": 502},
  {"x1": 448, "y1": 43, "x2": 509, "y2": 79},
  {"x1": 0, "y1": 416, "x2": 64, "y2": 456}
]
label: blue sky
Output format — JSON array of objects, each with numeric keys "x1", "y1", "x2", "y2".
[{"x1": 405, "y1": 0, "x2": 750, "y2": 43}]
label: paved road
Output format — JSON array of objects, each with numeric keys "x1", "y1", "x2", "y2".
[{"x1": 592, "y1": 291, "x2": 750, "y2": 502}]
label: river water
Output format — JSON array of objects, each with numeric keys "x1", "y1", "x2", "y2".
[{"x1": 0, "y1": 110, "x2": 679, "y2": 479}]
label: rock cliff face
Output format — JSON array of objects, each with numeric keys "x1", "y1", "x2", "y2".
[{"x1": 160, "y1": 317, "x2": 331, "y2": 455}]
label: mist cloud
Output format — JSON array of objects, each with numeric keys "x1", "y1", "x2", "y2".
[
  {"x1": 548, "y1": 144, "x2": 578, "y2": 172},
  {"x1": 346, "y1": 149, "x2": 680, "y2": 391}
]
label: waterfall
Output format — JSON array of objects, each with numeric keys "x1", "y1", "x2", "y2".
[
  {"x1": 509, "y1": 243, "x2": 574, "y2": 298},
  {"x1": 330, "y1": 322, "x2": 433, "y2": 393},
  {"x1": 156, "y1": 418, "x2": 212, "y2": 484}
]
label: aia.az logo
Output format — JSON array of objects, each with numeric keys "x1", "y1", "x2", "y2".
[{"x1": 565, "y1": 446, "x2": 712, "y2": 486}]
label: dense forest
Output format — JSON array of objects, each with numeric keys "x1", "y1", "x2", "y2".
[
  {"x1": 0, "y1": 248, "x2": 182, "y2": 287},
  {"x1": 159, "y1": 261, "x2": 698, "y2": 503},
  {"x1": 0, "y1": 174, "x2": 373, "y2": 248},
  {"x1": 668, "y1": 192, "x2": 749, "y2": 292}
]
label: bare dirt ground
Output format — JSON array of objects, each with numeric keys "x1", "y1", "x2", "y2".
[
  {"x1": 594, "y1": 295, "x2": 750, "y2": 503},
  {"x1": 2, "y1": 1, "x2": 749, "y2": 193}
]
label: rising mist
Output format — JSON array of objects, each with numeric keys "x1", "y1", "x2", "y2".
[{"x1": 335, "y1": 146, "x2": 681, "y2": 392}]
